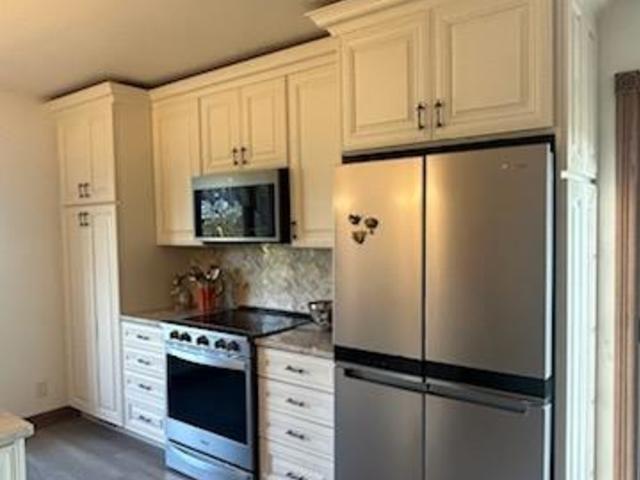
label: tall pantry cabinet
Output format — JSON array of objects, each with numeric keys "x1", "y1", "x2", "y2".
[{"x1": 49, "y1": 83, "x2": 185, "y2": 426}]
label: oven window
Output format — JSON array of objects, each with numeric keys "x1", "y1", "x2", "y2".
[
  {"x1": 195, "y1": 184, "x2": 276, "y2": 239},
  {"x1": 167, "y1": 354, "x2": 247, "y2": 445}
]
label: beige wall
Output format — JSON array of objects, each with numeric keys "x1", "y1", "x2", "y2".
[
  {"x1": 597, "y1": 1, "x2": 640, "y2": 478},
  {"x1": 0, "y1": 90, "x2": 67, "y2": 417}
]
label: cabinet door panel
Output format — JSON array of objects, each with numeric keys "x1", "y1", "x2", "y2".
[
  {"x1": 86, "y1": 108, "x2": 116, "y2": 203},
  {"x1": 89, "y1": 206, "x2": 123, "y2": 426},
  {"x1": 433, "y1": 0, "x2": 553, "y2": 139},
  {"x1": 200, "y1": 89, "x2": 241, "y2": 173},
  {"x1": 63, "y1": 208, "x2": 97, "y2": 414},
  {"x1": 58, "y1": 116, "x2": 91, "y2": 205},
  {"x1": 342, "y1": 14, "x2": 429, "y2": 150},
  {"x1": 288, "y1": 65, "x2": 340, "y2": 248},
  {"x1": 153, "y1": 99, "x2": 201, "y2": 245},
  {"x1": 57, "y1": 104, "x2": 115, "y2": 205},
  {"x1": 241, "y1": 77, "x2": 288, "y2": 169}
]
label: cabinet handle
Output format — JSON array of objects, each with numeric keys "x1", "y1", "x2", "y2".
[
  {"x1": 240, "y1": 146, "x2": 248, "y2": 165},
  {"x1": 285, "y1": 429, "x2": 307, "y2": 441},
  {"x1": 232, "y1": 147, "x2": 239, "y2": 166},
  {"x1": 285, "y1": 398, "x2": 306, "y2": 408},
  {"x1": 291, "y1": 220, "x2": 298, "y2": 241},
  {"x1": 137, "y1": 414, "x2": 153, "y2": 424},
  {"x1": 416, "y1": 102, "x2": 427, "y2": 130},
  {"x1": 138, "y1": 383, "x2": 152, "y2": 392},
  {"x1": 78, "y1": 183, "x2": 84, "y2": 199},
  {"x1": 435, "y1": 99, "x2": 445, "y2": 128},
  {"x1": 78, "y1": 212, "x2": 89, "y2": 227},
  {"x1": 286, "y1": 473, "x2": 307, "y2": 480},
  {"x1": 285, "y1": 365, "x2": 307, "y2": 375},
  {"x1": 84, "y1": 183, "x2": 91, "y2": 198},
  {"x1": 136, "y1": 334, "x2": 151, "y2": 341},
  {"x1": 137, "y1": 358, "x2": 152, "y2": 367}
]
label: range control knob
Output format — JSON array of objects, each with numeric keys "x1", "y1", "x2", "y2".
[
  {"x1": 196, "y1": 335, "x2": 210, "y2": 346},
  {"x1": 179, "y1": 332, "x2": 192, "y2": 343},
  {"x1": 169, "y1": 330, "x2": 180, "y2": 340},
  {"x1": 226, "y1": 341, "x2": 240, "y2": 352},
  {"x1": 214, "y1": 338, "x2": 227, "y2": 350}
]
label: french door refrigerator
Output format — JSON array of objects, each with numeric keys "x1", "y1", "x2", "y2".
[{"x1": 334, "y1": 142, "x2": 554, "y2": 480}]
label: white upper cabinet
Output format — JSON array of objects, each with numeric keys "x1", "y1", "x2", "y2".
[
  {"x1": 241, "y1": 77, "x2": 288, "y2": 169},
  {"x1": 288, "y1": 64, "x2": 341, "y2": 248},
  {"x1": 200, "y1": 88, "x2": 241, "y2": 173},
  {"x1": 152, "y1": 97, "x2": 202, "y2": 246},
  {"x1": 310, "y1": 0, "x2": 553, "y2": 151},
  {"x1": 342, "y1": 14, "x2": 430, "y2": 150},
  {"x1": 432, "y1": 0, "x2": 553, "y2": 140},
  {"x1": 199, "y1": 77, "x2": 287, "y2": 173},
  {"x1": 57, "y1": 102, "x2": 116, "y2": 205}
]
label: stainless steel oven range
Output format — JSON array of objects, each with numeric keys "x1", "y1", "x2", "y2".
[{"x1": 164, "y1": 324, "x2": 255, "y2": 480}]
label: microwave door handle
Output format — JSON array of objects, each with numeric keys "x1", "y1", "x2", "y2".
[{"x1": 167, "y1": 345, "x2": 246, "y2": 372}]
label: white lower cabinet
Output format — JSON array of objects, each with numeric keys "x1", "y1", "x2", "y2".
[
  {"x1": 261, "y1": 439, "x2": 333, "y2": 480},
  {"x1": 0, "y1": 441, "x2": 26, "y2": 480},
  {"x1": 121, "y1": 319, "x2": 167, "y2": 444},
  {"x1": 258, "y1": 348, "x2": 334, "y2": 480},
  {"x1": 63, "y1": 205, "x2": 123, "y2": 426}
]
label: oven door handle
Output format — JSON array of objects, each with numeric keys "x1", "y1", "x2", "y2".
[{"x1": 167, "y1": 345, "x2": 247, "y2": 372}]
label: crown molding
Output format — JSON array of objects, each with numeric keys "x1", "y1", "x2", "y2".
[
  {"x1": 46, "y1": 81, "x2": 148, "y2": 112},
  {"x1": 149, "y1": 37, "x2": 338, "y2": 102}
]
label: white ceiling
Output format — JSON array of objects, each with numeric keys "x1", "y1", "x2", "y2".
[{"x1": 0, "y1": 0, "x2": 339, "y2": 99}]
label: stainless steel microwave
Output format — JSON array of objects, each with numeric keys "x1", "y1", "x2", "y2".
[{"x1": 192, "y1": 169, "x2": 290, "y2": 243}]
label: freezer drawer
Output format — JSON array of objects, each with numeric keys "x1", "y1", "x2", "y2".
[
  {"x1": 335, "y1": 366, "x2": 423, "y2": 480},
  {"x1": 425, "y1": 144, "x2": 553, "y2": 379},
  {"x1": 334, "y1": 158, "x2": 424, "y2": 361},
  {"x1": 425, "y1": 383, "x2": 551, "y2": 480}
]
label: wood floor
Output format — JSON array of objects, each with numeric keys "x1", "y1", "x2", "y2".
[{"x1": 26, "y1": 417, "x2": 187, "y2": 480}]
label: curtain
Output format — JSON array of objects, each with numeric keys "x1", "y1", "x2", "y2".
[{"x1": 615, "y1": 70, "x2": 640, "y2": 480}]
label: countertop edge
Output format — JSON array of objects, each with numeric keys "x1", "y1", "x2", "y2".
[{"x1": 0, "y1": 413, "x2": 34, "y2": 446}]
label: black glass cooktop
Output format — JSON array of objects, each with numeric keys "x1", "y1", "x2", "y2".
[{"x1": 168, "y1": 307, "x2": 310, "y2": 338}]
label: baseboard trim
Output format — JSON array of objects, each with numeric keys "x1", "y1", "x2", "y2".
[{"x1": 27, "y1": 406, "x2": 80, "y2": 429}]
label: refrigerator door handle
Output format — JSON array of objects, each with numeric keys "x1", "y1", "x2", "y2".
[
  {"x1": 424, "y1": 381, "x2": 540, "y2": 415},
  {"x1": 342, "y1": 367, "x2": 424, "y2": 394}
]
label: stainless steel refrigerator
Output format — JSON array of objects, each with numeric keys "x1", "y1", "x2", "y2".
[{"x1": 334, "y1": 142, "x2": 554, "y2": 480}]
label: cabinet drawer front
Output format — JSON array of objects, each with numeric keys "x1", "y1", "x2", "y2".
[
  {"x1": 261, "y1": 411, "x2": 333, "y2": 459},
  {"x1": 259, "y1": 349, "x2": 334, "y2": 393},
  {"x1": 122, "y1": 322, "x2": 164, "y2": 352},
  {"x1": 124, "y1": 372, "x2": 166, "y2": 402},
  {"x1": 261, "y1": 439, "x2": 333, "y2": 480},
  {"x1": 260, "y1": 379, "x2": 334, "y2": 427},
  {"x1": 125, "y1": 398, "x2": 165, "y2": 443},
  {"x1": 124, "y1": 348, "x2": 165, "y2": 378}
]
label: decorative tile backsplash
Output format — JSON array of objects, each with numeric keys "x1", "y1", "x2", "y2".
[{"x1": 189, "y1": 246, "x2": 333, "y2": 313}]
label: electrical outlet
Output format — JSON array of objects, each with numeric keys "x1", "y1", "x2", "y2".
[{"x1": 36, "y1": 381, "x2": 48, "y2": 399}]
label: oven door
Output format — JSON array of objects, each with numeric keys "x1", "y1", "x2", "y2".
[{"x1": 166, "y1": 345, "x2": 254, "y2": 471}]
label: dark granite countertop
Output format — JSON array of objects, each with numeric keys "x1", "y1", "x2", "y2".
[{"x1": 255, "y1": 323, "x2": 334, "y2": 360}]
